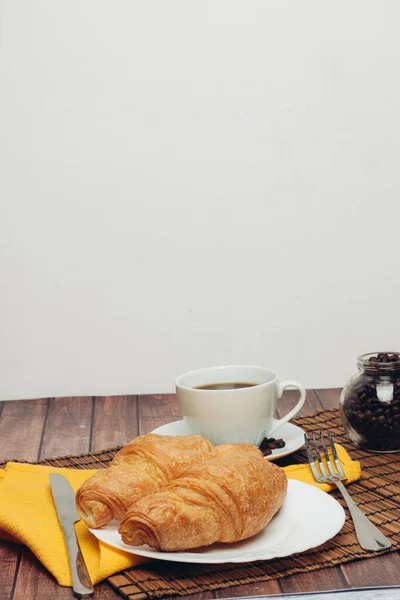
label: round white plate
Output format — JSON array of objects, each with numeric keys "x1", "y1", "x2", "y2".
[
  {"x1": 90, "y1": 480, "x2": 345, "y2": 564},
  {"x1": 150, "y1": 419, "x2": 305, "y2": 461}
]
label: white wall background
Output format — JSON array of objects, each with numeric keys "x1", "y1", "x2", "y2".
[{"x1": 1, "y1": 1, "x2": 400, "y2": 401}]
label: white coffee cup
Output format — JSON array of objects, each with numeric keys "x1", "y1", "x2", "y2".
[{"x1": 176, "y1": 365, "x2": 306, "y2": 446}]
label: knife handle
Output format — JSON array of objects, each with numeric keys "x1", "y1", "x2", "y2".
[{"x1": 64, "y1": 525, "x2": 94, "y2": 598}]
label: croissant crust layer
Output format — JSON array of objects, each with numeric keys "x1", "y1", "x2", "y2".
[
  {"x1": 119, "y1": 445, "x2": 287, "y2": 551},
  {"x1": 76, "y1": 433, "x2": 216, "y2": 528}
]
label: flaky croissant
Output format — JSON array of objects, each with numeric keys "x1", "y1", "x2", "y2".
[
  {"x1": 119, "y1": 444, "x2": 287, "y2": 551},
  {"x1": 76, "y1": 434, "x2": 216, "y2": 528}
]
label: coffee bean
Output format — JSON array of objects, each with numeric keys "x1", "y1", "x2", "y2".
[
  {"x1": 261, "y1": 448, "x2": 272, "y2": 456},
  {"x1": 259, "y1": 436, "x2": 286, "y2": 455}
]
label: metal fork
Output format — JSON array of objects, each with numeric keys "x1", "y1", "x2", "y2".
[{"x1": 304, "y1": 431, "x2": 392, "y2": 551}]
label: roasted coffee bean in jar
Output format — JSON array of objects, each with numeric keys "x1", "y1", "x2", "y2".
[{"x1": 340, "y1": 352, "x2": 400, "y2": 452}]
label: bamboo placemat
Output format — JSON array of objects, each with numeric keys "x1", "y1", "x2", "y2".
[{"x1": 2, "y1": 409, "x2": 400, "y2": 599}]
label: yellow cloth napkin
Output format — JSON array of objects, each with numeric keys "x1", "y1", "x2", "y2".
[
  {"x1": 0, "y1": 444, "x2": 360, "y2": 588},
  {"x1": 0, "y1": 463, "x2": 146, "y2": 586}
]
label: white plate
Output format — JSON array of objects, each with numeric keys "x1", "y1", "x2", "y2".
[
  {"x1": 150, "y1": 419, "x2": 305, "y2": 461},
  {"x1": 90, "y1": 480, "x2": 345, "y2": 564}
]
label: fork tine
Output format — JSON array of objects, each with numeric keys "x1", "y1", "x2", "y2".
[
  {"x1": 304, "y1": 433, "x2": 323, "y2": 483},
  {"x1": 312, "y1": 432, "x2": 329, "y2": 478},
  {"x1": 327, "y1": 431, "x2": 347, "y2": 480},
  {"x1": 319, "y1": 431, "x2": 337, "y2": 477}
]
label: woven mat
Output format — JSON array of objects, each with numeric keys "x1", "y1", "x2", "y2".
[{"x1": 3, "y1": 409, "x2": 400, "y2": 599}]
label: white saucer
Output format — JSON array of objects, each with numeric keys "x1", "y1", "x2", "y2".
[
  {"x1": 90, "y1": 480, "x2": 345, "y2": 564},
  {"x1": 150, "y1": 419, "x2": 305, "y2": 461}
]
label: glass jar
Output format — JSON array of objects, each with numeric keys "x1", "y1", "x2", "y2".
[{"x1": 340, "y1": 352, "x2": 400, "y2": 452}]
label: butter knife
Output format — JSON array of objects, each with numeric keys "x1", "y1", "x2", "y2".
[{"x1": 49, "y1": 474, "x2": 94, "y2": 598}]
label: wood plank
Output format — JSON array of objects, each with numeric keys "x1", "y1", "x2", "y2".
[
  {"x1": 0, "y1": 399, "x2": 48, "y2": 462},
  {"x1": 280, "y1": 568, "x2": 348, "y2": 595},
  {"x1": 12, "y1": 549, "x2": 72, "y2": 600},
  {"x1": 315, "y1": 388, "x2": 342, "y2": 411},
  {"x1": 316, "y1": 388, "x2": 400, "y2": 588},
  {"x1": 4, "y1": 392, "x2": 400, "y2": 600},
  {"x1": 12, "y1": 396, "x2": 94, "y2": 600},
  {"x1": 12, "y1": 396, "x2": 136, "y2": 600},
  {"x1": 276, "y1": 391, "x2": 347, "y2": 594},
  {"x1": 0, "y1": 398, "x2": 48, "y2": 600},
  {"x1": 138, "y1": 394, "x2": 180, "y2": 434},
  {"x1": 316, "y1": 390, "x2": 400, "y2": 588},
  {"x1": 39, "y1": 396, "x2": 93, "y2": 459},
  {"x1": 170, "y1": 594, "x2": 214, "y2": 600},
  {"x1": 341, "y1": 553, "x2": 400, "y2": 588},
  {"x1": 0, "y1": 542, "x2": 21, "y2": 600},
  {"x1": 0, "y1": 398, "x2": 120, "y2": 600},
  {"x1": 276, "y1": 389, "x2": 322, "y2": 420},
  {"x1": 88, "y1": 581, "x2": 121, "y2": 599},
  {"x1": 13, "y1": 557, "x2": 149, "y2": 600},
  {"x1": 217, "y1": 591, "x2": 400, "y2": 600},
  {"x1": 91, "y1": 395, "x2": 139, "y2": 452},
  {"x1": 213, "y1": 580, "x2": 282, "y2": 597}
]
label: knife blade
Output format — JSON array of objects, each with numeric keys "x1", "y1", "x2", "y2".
[{"x1": 49, "y1": 474, "x2": 94, "y2": 598}]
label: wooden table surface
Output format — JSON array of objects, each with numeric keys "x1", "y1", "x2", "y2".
[{"x1": 1, "y1": 389, "x2": 400, "y2": 600}]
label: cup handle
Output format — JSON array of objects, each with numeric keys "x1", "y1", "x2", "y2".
[{"x1": 267, "y1": 380, "x2": 306, "y2": 437}]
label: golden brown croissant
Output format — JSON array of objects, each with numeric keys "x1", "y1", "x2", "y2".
[
  {"x1": 76, "y1": 434, "x2": 216, "y2": 528},
  {"x1": 119, "y1": 444, "x2": 287, "y2": 551}
]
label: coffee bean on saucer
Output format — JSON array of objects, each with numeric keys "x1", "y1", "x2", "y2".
[
  {"x1": 261, "y1": 448, "x2": 272, "y2": 456},
  {"x1": 259, "y1": 436, "x2": 286, "y2": 455}
]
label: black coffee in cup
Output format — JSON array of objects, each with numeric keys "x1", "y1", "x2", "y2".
[{"x1": 195, "y1": 382, "x2": 257, "y2": 390}]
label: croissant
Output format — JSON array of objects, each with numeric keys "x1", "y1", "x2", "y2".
[
  {"x1": 76, "y1": 434, "x2": 216, "y2": 528},
  {"x1": 119, "y1": 444, "x2": 287, "y2": 551}
]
